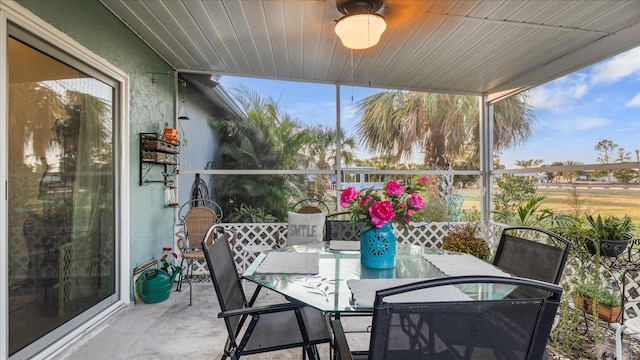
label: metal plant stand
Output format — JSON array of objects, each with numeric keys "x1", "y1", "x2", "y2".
[{"x1": 573, "y1": 238, "x2": 640, "y2": 333}]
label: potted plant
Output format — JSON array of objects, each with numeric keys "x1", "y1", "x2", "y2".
[
  {"x1": 441, "y1": 222, "x2": 490, "y2": 261},
  {"x1": 570, "y1": 283, "x2": 622, "y2": 323},
  {"x1": 584, "y1": 214, "x2": 634, "y2": 257}
]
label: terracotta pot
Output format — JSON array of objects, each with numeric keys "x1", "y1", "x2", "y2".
[{"x1": 571, "y1": 293, "x2": 622, "y2": 323}]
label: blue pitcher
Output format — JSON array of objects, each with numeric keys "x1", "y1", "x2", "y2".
[{"x1": 360, "y1": 222, "x2": 396, "y2": 269}]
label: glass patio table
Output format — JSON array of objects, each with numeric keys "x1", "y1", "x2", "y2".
[{"x1": 242, "y1": 242, "x2": 515, "y2": 313}]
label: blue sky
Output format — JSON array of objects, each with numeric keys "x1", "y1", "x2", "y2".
[
  {"x1": 219, "y1": 46, "x2": 640, "y2": 168},
  {"x1": 510, "y1": 46, "x2": 640, "y2": 167}
]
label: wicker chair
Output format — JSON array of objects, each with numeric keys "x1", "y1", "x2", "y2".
[
  {"x1": 331, "y1": 275, "x2": 563, "y2": 360},
  {"x1": 202, "y1": 225, "x2": 331, "y2": 359},
  {"x1": 175, "y1": 199, "x2": 224, "y2": 305}
]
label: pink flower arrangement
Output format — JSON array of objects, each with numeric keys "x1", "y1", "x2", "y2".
[{"x1": 340, "y1": 177, "x2": 428, "y2": 232}]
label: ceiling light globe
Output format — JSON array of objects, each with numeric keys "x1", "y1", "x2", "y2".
[{"x1": 335, "y1": 13, "x2": 386, "y2": 50}]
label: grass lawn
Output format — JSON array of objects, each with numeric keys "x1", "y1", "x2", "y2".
[{"x1": 458, "y1": 185, "x2": 640, "y2": 236}]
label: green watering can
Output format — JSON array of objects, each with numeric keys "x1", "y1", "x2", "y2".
[{"x1": 136, "y1": 267, "x2": 181, "y2": 304}]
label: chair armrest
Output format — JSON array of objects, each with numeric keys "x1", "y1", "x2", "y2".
[
  {"x1": 331, "y1": 319, "x2": 354, "y2": 360},
  {"x1": 274, "y1": 226, "x2": 286, "y2": 248},
  {"x1": 175, "y1": 231, "x2": 186, "y2": 251},
  {"x1": 229, "y1": 230, "x2": 238, "y2": 248},
  {"x1": 218, "y1": 302, "x2": 303, "y2": 318}
]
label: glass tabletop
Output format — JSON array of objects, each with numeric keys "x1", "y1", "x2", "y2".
[{"x1": 243, "y1": 242, "x2": 514, "y2": 313}]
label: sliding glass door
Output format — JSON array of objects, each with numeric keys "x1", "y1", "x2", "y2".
[{"x1": 7, "y1": 27, "x2": 117, "y2": 357}]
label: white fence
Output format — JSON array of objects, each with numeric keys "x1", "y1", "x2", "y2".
[
  {"x1": 183, "y1": 221, "x2": 640, "y2": 324},
  {"x1": 182, "y1": 221, "x2": 504, "y2": 275}
]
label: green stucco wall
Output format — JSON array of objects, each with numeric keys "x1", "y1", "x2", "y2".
[{"x1": 15, "y1": 0, "x2": 177, "y2": 299}]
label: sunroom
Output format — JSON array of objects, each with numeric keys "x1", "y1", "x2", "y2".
[{"x1": 2, "y1": 0, "x2": 640, "y2": 359}]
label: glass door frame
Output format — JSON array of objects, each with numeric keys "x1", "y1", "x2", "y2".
[{"x1": 0, "y1": 3, "x2": 130, "y2": 358}]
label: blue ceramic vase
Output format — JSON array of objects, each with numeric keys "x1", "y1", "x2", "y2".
[{"x1": 360, "y1": 222, "x2": 396, "y2": 269}]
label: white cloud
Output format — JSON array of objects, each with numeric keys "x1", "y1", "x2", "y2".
[
  {"x1": 529, "y1": 74, "x2": 588, "y2": 112},
  {"x1": 627, "y1": 92, "x2": 640, "y2": 107},
  {"x1": 543, "y1": 116, "x2": 611, "y2": 132},
  {"x1": 590, "y1": 47, "x2": 640, "y2": 85},
  {"x1": 341, "y1": 104, "x2": 359, "y2": 125},
  {"x1": 574, "y1": 117, "x2": 612, "y2": 130},
  {"x1": 530, "y1": 46, "x2": 640, "y2": 113}
]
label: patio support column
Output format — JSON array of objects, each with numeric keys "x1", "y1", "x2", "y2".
[
  {"x1": 0, "y1": 9, "x2": 8, "y2": 358},
  {"x1": 479, "y1": 94, "x2": 493, "y2": 223},
  {"x1": 335, "y1": 83, "x2": 342, "y2": 213}
]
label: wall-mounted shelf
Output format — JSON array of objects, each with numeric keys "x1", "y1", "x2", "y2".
[{"x1": 139, "y1": 133, "x2": 179, "y2": 186}]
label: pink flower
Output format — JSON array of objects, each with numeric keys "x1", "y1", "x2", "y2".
[
  {"x1": 369, "y1": 200, "x2": 396, "y2": 227},
  {"x1": 409, "y1": 193, "x2": 425, "y2": 210},
  {"x1": 340, "y1": 187, "x2": 359, "y2": 208},
  {"x1": 385, "y1": 181, "x2": 404, "y2": 197},
  {"x1": 360, "y1": 195, "x2": 373, "y2": 209},
  {"x1": 341, "y1": 178, "x2": 433, "y2": 231}
]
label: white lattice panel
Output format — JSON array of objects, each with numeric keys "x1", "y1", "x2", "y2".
[
  {"x1": 59, "y1": 243, "x2": 73, "y2": 316},
  {"x1": 624, "y1": 269, "x2": 640, "y2": 319},
  {"x1": 193, "y1": 221, "x2": 505, "y2": 275},
  {"x1": 174, "y1": 219, "x2": 640, "y2": 324},
  {"x1": 10, "y1": 225, "x2": 29, "y2": 281},
  {"x1": 395, "y1": 222, "x2": 463, "y2": 248}
]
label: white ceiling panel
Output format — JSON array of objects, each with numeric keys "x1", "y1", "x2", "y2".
[{"x1": 100, "y1": 0, "x2": 640, "y2": 101}]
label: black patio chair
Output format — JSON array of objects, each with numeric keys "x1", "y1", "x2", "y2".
[
  {"x1": 331, "y1": 275, "x2": 563, "y2": 360},
  {"x1": 325, "y1": 212, "x2": 364, "y2": 242},
  {"x1": 493, "y1": 226, "x2": 570, "y2": 298},
  {"x1": 201, "y1": 224, "x2": 332, "y2": 360}
]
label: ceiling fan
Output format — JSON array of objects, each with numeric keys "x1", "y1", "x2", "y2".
[
  {"x1": 334, "y1": 0, "x2": 387, "y2": 49},
  {"x1": 336, "y1": 0, "x2": 384, "y2": 15}
]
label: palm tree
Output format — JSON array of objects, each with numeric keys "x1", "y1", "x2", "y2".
[
  {"x1": 303, "y1": 126, "x2": 357, "y2": 199},
  {"x1": 210, "y1": 87, "x2": 312, "y2": 220},
  {"x1": 9, "y1": 82, "x2": 65, "y2": 167},
  {"x1": 562, "y1": 160, "x2": 581, "y2": 183},
  {"x1": 305, "y1": 125, "x2": 357, "y2": 169},
  {"x1": 355, "y1": 91, "x2": 536, "y2": 168},
  {"x1": 548, "y1": 161, "x2": 564, "y2": 183}
]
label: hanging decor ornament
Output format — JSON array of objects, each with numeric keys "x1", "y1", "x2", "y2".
[
  {"x1": 177, "y1": 78, "x2": 189, "y2": 145},
  {"x1": 177, "y1": 79, "x2": 190, "y2": 121}
]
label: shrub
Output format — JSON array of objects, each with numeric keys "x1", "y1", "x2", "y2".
[
  {"x1": 441, "y1": 222, "x2": 490, "y2": 260},
  {"x1": 226, "y1": 204, "x2": 277, "y2": 223}
]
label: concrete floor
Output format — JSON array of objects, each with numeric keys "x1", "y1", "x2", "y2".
[{"x1": 56, "y1": 282, "x2": 337, "y2": 360}]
